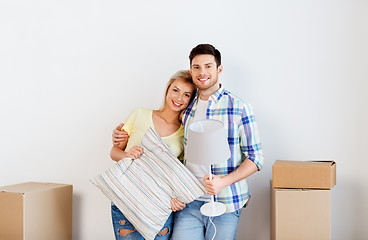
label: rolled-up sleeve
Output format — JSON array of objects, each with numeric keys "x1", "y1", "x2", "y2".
[{"x1": 239, "y1": 103, "x2": 264, "y2": 170}]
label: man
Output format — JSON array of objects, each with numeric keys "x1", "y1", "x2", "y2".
[{"x1": 112, "y1": 44, "x2": 264, "y2": 239}]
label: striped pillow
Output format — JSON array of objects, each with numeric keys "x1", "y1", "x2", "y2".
[{"x1": 90, "y1": 127, "x2": 206, "y2": 240}]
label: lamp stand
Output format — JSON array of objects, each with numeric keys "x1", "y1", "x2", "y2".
[{"x1": 200, "y1": 166, "x2": 227, "y2": 217}]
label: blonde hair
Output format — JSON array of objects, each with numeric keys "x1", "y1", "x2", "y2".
[{"x1": 160, "y1": 70, "x2": 196, "y2": 111}]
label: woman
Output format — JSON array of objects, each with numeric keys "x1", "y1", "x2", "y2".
[{"x1": 110, "y1": 70, "x2": 196, "y2": 240}]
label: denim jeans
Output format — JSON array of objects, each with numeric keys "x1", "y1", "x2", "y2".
[
  {"x1": 172, "y1": 200, "x2": 242, "y2": 240},
  {"x1": 111, "y1": 203, "x2": 173, "y2": 240}
]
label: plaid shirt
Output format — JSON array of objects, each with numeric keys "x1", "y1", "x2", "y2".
[{"x1": 182, "y1": 85, "x2": 264, "y2": 212}]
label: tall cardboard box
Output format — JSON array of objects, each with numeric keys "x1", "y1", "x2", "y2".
[
  {"x1": 272, "y1": 160, "x2": 336, "y2": 189},
  {"x1": 270, "y1": 184, "x2": 331, "y2": 240},
  {"x1": 0, "y1": 182, "x2": 73, "y2": 240}
]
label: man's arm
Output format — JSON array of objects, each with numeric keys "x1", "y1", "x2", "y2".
[
  {"x1": 112, "y1": 123, "x2": 129, "y2": 145},
  {"x1": 203, "y1": 159, "x2": 258, "y2": 195},
  {"x1": 204, "y1": 102, "x2": 264, "y2": 195}
]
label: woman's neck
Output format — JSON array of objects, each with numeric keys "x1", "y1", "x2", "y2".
[{"x1": 155, "y1": 107, "x2": 181, "y2": 124}]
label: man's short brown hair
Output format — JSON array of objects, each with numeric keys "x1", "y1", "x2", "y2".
[{"x1": 189, "y1": 44, "x2": 221, "y2": 67}]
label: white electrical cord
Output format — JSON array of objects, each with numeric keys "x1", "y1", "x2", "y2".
[{"x1": 209, "y1": 217, "x2": 217, "y2": 240}]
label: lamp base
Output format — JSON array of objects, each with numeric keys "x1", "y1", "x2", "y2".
[{"x1": 200, "y1": 201, "x2": 226, "y2": 217}]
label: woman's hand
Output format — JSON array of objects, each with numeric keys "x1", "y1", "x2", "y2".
[
  {"x1": 170, "y1": 198, "x2": 186, "y2": 212},
  {"x1": 126, "y1": 145, "x2": 143, "y2": 159},
  {"x1": 112, "y1": 123, "x2": 129, "y2": 145}
]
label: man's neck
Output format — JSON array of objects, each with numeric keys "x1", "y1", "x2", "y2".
[{"x1": 198, "y1": 84, "x2": 221, "y2": 101}]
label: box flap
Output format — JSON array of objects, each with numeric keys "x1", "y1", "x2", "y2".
[
  {"x1": 273, "y1": 160, "x2": 336, "y2": 189},
  {"x1": 0, "y1": 182, "x2": 71, "y2": 194},
  {"x1": 275, "y1": 160, "x2": 335, "y2": 166}
]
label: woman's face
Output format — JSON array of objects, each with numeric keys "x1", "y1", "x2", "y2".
[{"x1": 165, "y1": 78, "x2": 195, "y2": 112}]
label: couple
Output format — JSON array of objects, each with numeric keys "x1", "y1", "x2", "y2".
[{"x1": 110, "y1": 44, "x2": 264, "y2": 240}]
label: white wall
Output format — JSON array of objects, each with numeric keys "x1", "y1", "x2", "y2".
[{"x1": 1, "y1": 1, "x2": 367, "y2": 239}]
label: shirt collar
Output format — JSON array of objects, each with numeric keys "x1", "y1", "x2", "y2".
[
  {"x1": 192, "y1": 84, "x2": 225, "y2": 104},
  {"x1": 211, "y1": 84, "x2": 225, "y2": 103}
]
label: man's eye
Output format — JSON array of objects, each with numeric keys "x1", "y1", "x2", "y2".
[{"x1": 207, "y1": 66, "x2": 211, "y2": 68}]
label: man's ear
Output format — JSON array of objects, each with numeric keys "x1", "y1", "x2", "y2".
[{"x1": 218, "y1": 65, "x2": 223, "y2": 75}]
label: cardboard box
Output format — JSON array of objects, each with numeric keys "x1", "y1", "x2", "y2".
[
  {"x1": 0, "y1": 182, "x2": 73, "y2": 240},
  {"x1": 272, "y1": 160, "x2": 336, "y2": 189},
  {"x1": 270, "y1": 184, "x2": 331, "y2": 240}
]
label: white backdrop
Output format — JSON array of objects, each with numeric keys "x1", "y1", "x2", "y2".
[{"x1": 1, "y1": 1, "x2": 367, "y2": 239}]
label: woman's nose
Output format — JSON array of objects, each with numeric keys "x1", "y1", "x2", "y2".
[{"x1": 177, "y1": 95, "x2": 183, "y2": 102}]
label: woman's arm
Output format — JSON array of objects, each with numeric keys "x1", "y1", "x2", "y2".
[
  {"x1": 170, "y1": 198, "x2": 186, "y2": 212},
  {"x1": 110, "y1": 132, "x2": 143, "y2": 162},
  {"x1": 110, "y1": 144, "x2": 144, "y2": 162},
  {"x1": 110, "y1": 146, "x2": 127, "y2": 162},
  {"x1": 110, "y1": 123, "x2": 131, "y2": 161},
  {"x1": 110, "y1": 129, "x2": 129, "y2": 162}
]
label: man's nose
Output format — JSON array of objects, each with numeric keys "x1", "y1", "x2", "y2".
[{"x1": 199, "y1": 68, "x2": 207, "y2": 75}]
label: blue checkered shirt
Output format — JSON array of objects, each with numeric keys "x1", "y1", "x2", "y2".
[{"x1": 182, "y1": 85, "x2": 264, "y2": 212}]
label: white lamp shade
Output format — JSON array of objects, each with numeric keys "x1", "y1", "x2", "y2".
[{"x1": 186, "y1": 119, "x2": 231, "y2": 166}]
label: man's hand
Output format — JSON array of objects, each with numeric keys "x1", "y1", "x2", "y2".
[
  {"x1": 203, "y1": 174, "x2": 227, "y2": 195},
  {"x1": 112, "y1": 123, "x2": 129, "y2": 145},
  {"x1": 126, "y1": 145, "x2": 143, "y2": 159},
  {"x1": 170, "y1": 198, "x2": 186, "y2": 212}
]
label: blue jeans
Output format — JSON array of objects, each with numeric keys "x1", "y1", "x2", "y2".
[
  {"x1": 111, "y1": 203, "x2": 173, "y2": 240},
  {"x1": 172, "y1": 200, "x2": 242, "y2": 240}
]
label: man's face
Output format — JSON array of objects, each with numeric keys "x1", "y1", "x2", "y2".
[{"x1": 190, "y1": 54, "x2": 223, "y2": 94}]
